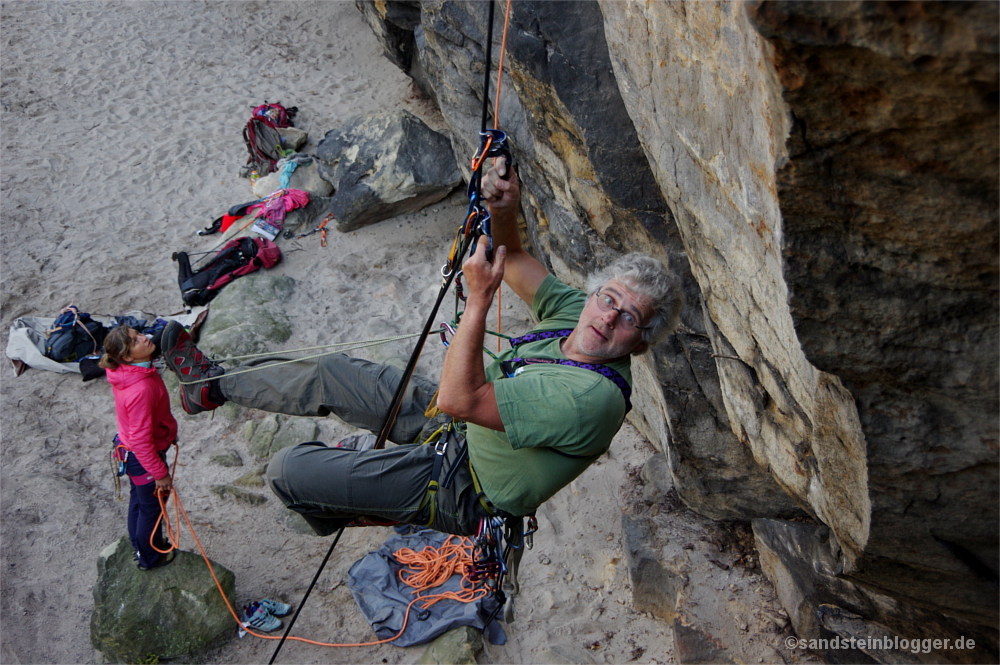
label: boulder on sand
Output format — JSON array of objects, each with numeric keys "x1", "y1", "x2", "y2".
[
  {"x1": 90, "y1": 537, "x2": 236, "y2": 663},
  {"x1": 316, "y1": 110, "x2": 461, "y2": 232}
]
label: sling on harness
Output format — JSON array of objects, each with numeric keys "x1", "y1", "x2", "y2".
[{"x1": 502, "y1": 329, "x2": 633, "y2": 412}]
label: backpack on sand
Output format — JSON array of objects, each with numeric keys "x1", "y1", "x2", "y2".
[
  {"x1": 45, "y1": 305, "x2": 107, "y2": 363},
  {"x1": 172, "y1": 237, "x2": 281, "y2": 307},
  {"x1": 241, "y1": 102, "x2": 298, "y2": 178}
]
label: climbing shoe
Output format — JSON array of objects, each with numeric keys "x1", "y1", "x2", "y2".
[
  {"x1": 136, "y1": 549, "x2": 176, "y2": 571},
  {"x1": 241, "y1": 601, "x2": 281, "y2": 632},
  {"x1": 160, "y1": 320, "x2": 225, "y2": 415},
  {"x1": 257, "y1": 599, "x2": 293, "y2": 617}
]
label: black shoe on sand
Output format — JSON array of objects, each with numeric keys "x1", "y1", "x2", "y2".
[{"x1": 161, "y1": 321, "x2": 225, "y2": 415}]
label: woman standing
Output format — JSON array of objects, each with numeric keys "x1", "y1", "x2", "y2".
[{"x1": 101, "y1": 325, "x2": 177, "y2": 570}]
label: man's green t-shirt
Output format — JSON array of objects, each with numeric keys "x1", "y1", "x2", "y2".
[{"x1": 466, "y1": 274, "x2": 631, "y2": 517}]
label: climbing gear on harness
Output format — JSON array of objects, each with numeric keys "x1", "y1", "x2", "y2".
[
  {"x1": 160, "y1": 321, "x2": 225, "y2": 414},
  {"x1": 111, "y1": 434, "x2": 128, "y2": 501},
  {"x1": 468, "y1": 509, "x2": 534, "y2": 627},
  {"x1": 416, "y1": 423, "x2": 452, "y2": 528}
]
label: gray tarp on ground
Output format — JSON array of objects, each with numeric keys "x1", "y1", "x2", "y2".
[
  {"x1": 5, "y1": 309, "x2": 205, "y2": 374},
  {"x1": 348, "y1": 527, "x2": 506, "y2": 647}
]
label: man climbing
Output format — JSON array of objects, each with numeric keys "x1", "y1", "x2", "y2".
[{"x1": 160, "y1": 157, "x2": 683, "y2": 536}]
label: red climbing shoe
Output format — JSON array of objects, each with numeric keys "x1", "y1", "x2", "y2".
[{"x1": 160, "y1": 320, "x2": 225, "y2": 415}]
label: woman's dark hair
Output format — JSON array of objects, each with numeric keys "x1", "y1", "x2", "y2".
[{"x1": 99, "y1": 326, "x2": 135, "y2": 370}]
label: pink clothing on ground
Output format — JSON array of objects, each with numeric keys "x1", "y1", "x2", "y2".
[
  {"x1": 106, "y1": 363, "x2": 178, "y2": 485},
  {"x1": 247, "y1": 188, "x2": 310, "y2": 225}
]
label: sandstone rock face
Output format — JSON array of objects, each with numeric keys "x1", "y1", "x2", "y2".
[
  {"x1": 355, "y1": 0, "x2": 799, "y2": 523},
  {"x1": 198, "y1": 273, "x2": 295, "y2": 358},
  {"x1": 746, "y1": 0, "x2": 999, "y2": 626},
  {"x1": 602, "y1": 0, "x2": 875, "y2": 569},
  {"x1": 356, "y1": 0, "x2": 999, "y2": 654}
]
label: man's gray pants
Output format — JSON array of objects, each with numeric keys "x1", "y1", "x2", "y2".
[{"x1": 219, "y1": 354, "x2": 489, "y2": 536}]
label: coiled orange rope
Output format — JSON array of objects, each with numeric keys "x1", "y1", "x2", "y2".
[{"x1": 152, "y1": 485, "x2": 487, "y2": 648}]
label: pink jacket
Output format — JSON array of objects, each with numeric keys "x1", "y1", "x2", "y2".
[{"x1": 106, "y1": 364, "x2": 178, "y2": 483}]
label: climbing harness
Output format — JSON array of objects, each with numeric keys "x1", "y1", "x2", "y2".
[{"x1": 503, "y1": 329, "x2": 633, "y2": 412}]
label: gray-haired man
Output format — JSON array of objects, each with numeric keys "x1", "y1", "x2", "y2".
[{"x1": 161, "y1": 158, "x2": 683, "y2": 536}]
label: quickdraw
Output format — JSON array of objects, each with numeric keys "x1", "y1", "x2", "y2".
[
  {"x1": 110, "y1": 434, "x2": 129, "y2": 502},
  {"x1": 470, "y1": 512, "x2": 538, "y2": 625},
  {"x1": 443, "y1": 129, "x2": 516, "y2": 277}
]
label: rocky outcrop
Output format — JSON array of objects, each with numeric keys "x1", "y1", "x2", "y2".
[
  {"x1": 252, "y1": 159, "x2": 333, "y2": 199},
  {"x1": 90, "y1": 537, "x2": 236, "y2": 663},
  {"x1": 315, "y1": 109, "x2": 462, "y2": 232},
  {"x1": 197, "y1": 273, "x2": 295, "y2": 358},
  {"x1": 355, "y1": 0, "x2": 801, "y2": 525},
  {"x1": 746, "y1": 0, "x2": 999, "y2": 627},
  {"x1": 355, "y1": 0, "x2": 999, "y2": 658},
  {"x1": 753, "y1": 519, "x2": 999, "y2": 664}
]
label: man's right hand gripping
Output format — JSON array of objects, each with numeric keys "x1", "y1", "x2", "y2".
[{"x1": 481, "y1": 156, "x2": 548, "y2": 305}]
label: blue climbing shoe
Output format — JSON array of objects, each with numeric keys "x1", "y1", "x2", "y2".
[
  {"x1": 241, "y1": 601, "x2": 281, "y2": 632},
  {"x1": 258, "y1": 599, "x2": 293, "y2": 617}
]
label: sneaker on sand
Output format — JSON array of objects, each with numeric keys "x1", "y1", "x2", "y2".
[
  {"x1": 241, "y1": 601, "x2": 281, "y2": 632},
  {"x1": 257, "y1": 599, "x2": 293, "y2": 617},
  {"x1": 160, "y1": 320, "x2": 225, "y2": 415}
]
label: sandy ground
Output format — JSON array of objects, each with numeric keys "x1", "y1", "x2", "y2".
[{"x1": 1, "y1": 3, "x2": 806, "y2": 664}]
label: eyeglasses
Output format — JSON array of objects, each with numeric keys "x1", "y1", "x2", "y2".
[{"x1": 594, "y1": 289, "x2": 649, "y2": 330}]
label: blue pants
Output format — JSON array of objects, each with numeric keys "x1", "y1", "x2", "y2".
[{"x1": 126, "y1": 454, "x2": 168, "y2": 568}]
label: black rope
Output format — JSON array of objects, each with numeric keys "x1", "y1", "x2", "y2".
[
  {"x1": 272, "y1": 4, "x2": 501, "y2": 660},
  {"x1": 480, "y1": 0, "x2": 496, "y2": 134},
  {"x1": 373, "y1": 0, "x2": 497, "y2": 449},
  {"x1": 267, "y1": 526, "x2": 344, "y2": 664}
]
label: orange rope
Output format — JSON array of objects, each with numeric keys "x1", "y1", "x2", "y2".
[
  {"x1": 492, "y1": 0, "x2": 513, "y2": 351},
  {"x1": 149, "y1": 444, "x2": 181, "y2": 554},
  {"x1": 493, "y1": 0, "x2": 513, "y2": 131},
  {"x1": 153, "y1": 487, "x2": 489, "y2": 648}
]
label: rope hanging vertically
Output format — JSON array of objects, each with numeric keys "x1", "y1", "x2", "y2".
[
  {"x1": 373, "y1": 0, "x2": 500, "y2": 451},
  {"x1": 269, "y1": 2, "x2": 510, "y2": 662}
]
